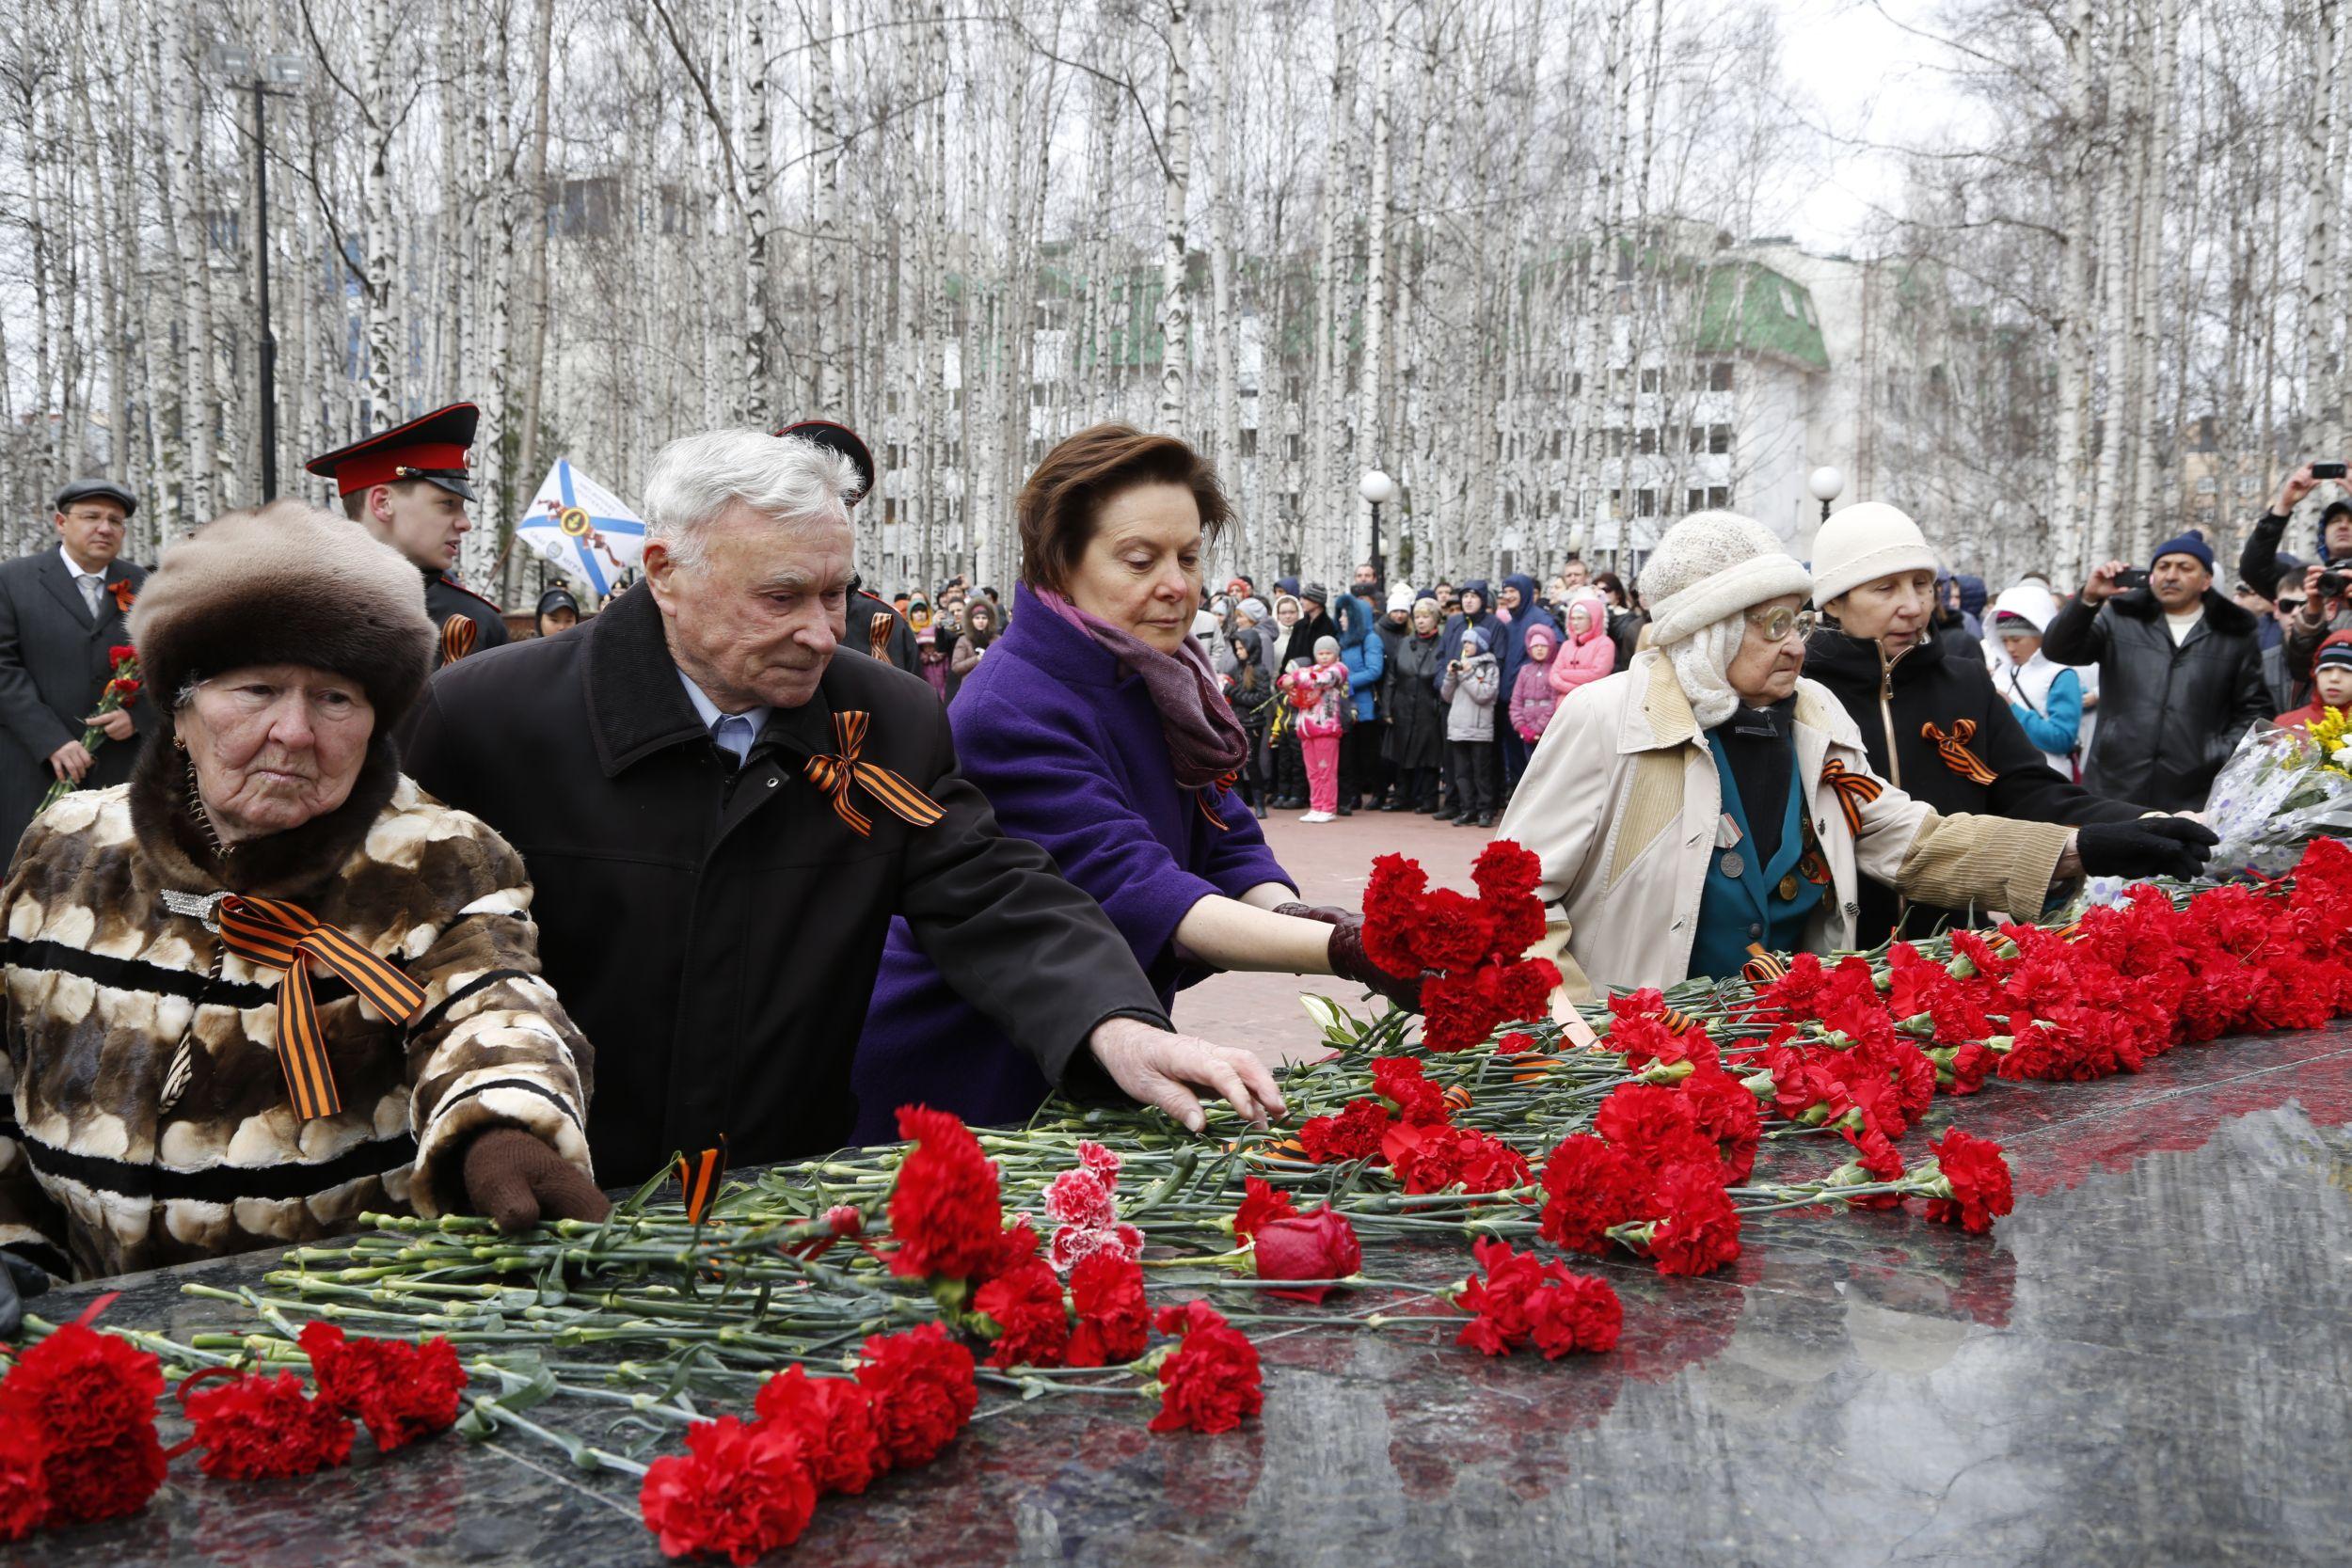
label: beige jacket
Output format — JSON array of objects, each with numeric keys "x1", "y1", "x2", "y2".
[{"x1": 1495, "y1": 651, "x2": 2073, "y2": 1005}]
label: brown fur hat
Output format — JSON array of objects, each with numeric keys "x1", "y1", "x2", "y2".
[{"x1": 130, "y1": 500, "x2": 436, "y2": 727}]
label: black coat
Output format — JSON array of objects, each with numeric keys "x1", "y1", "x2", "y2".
[
  {"x1": 2041, "y1": 586, "x2": 2271, "y2": 812},
  {"x1": 401, "y1": 584, "x2": 1163, "y2": 1185},
  {"x1": 847, "y1": 590, "x2": 921, "y2": 675},
  {"x1": 1382, "y1": 630, "x2": 1449, "y2": 770},
  {"x1": 0, "y1": 549, "x2": 152, "y2": 858},
  {"x1": 425, "y1": 570, "x2": 512, "y2": 667},
  {"x1": 1804, "y1": 628, "x2": 2144, "y2": 945}
]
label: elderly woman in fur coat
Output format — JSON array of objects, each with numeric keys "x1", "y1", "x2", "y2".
[{"x1": 0, "y1": 501, "x2": 602, "y2": 1302}]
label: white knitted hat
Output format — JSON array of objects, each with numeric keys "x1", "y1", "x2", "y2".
[
  {"x1": 1990, "y1": 581, "x2": 2060, "y2": 634},
  {"x1": 1640, "y1": 511, "x2": 1813, "y2": 647},
  {"x1": 1808, "y1": 501, "x2": 1939, "y2": 606}
]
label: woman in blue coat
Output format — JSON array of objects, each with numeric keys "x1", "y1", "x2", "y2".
[
  {"x1": 1330, "y1": 592, "x2": 1386, "y2": 815},
  {"x1": 1490, "y1": 573, "x2": 1558, "y2": 790},
  {"x1": 852, "y1": 426, "x2": 1421, "y2": 1141}
]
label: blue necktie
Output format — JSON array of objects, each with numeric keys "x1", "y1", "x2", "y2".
[{"x1": 711, "y1": 713, "x2": 755, "y2": 766}]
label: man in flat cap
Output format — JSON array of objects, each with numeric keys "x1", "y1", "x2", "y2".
[
  {"x1": 306, "y1": 403, "x2": 511, "y2": 668},
  {"x1": 775, "y1": 420, "x2": 920, "y2": 676},
  {"x1": 0, "y1": 479, "x2": 154, "y2": 855}
]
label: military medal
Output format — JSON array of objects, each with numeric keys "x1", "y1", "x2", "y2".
[
  {"x1": 1720, "y1": 851, "x2": 1744, "y2": 879},
  {"x1": 1778, "y1": 872, "x2": 1800, "y2": 901}
]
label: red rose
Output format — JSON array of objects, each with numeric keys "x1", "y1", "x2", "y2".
[
  {"x1": 0, "y1": 1422, "x2": 42, "y2": 1543},
  {"x1": 753, "y1": 1367, "x2": 883, "y2": 1496},
  {"x1": 1296, "y1": 1097, "x2": 1391, "y2": 1163},
  {"x1": 182, "y1": 1370, "x2": 355, "y2": 1480},
  {"x1": 1538, "y1": 1134, "x2": 1643, "y2": 1254},
  {"x1": 299, "y1": 1322, "x2": 467, "y2": 1450},
  {"x1": 1251, "y1": 1207, "x2": 1362, "y2": 1303},
  {"x1": 853, "y1": 1323, "x2": 977, "y2": 1467},
  {"x1": 1644, "y1": 1163, "x2": 1743, "y2": 1276},
  {"x1": 889, "y1": 1105, "x2": 1006, "y2": 1281},
  {"x1": 1148, "y1": 1303, "x2": 1263, "y2": 1435},
  {"x1": 1232, "y1": 1175, "x2": 1301, "y2": 1242},
  {"x1": 0, "y1": 1320, "x2": 163, "y2": 1449},
  {"x1": 639, "y1": 1415, "x2": 818, "y2": 1564},
  {"x1": 1065, "y1": 1252, "x2": 1152, "y2": 1368},
  {"x1": 1452, "y1": 1237, "x2": 1621, "y2": 1358},
  {"x1": 972, "y1": 1258, "x2": 1072, "y2": 1369},
  {"x1": 107, "y1": 643, "x2": 135, "y2": 664},
  {"x1": 1921, "y1": 1128, "x2": 2014, "y2": 1233}
]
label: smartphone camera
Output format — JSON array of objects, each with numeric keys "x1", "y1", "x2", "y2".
[
  {"x1": 2314, "y1": 461, "x2": 2348, "y2": 481},
  {"x1": 2112, "y1": 567, "x2": 2151, "y2": 592}
]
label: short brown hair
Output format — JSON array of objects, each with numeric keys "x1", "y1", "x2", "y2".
[
  {"x1": 1017, "y1": 424, "x2": 1230, "y2": 594},
  {"x1": 341, "y1": 478, "x2": 429, "y2": 522}
]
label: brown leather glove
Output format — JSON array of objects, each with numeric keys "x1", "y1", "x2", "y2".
[
  {"x1": 1276, "y1": 902, "x2": 1423, "y2": 1013},
  {"x1": 461, "y1": 1127, "x2": 612, "y2": 1233}
]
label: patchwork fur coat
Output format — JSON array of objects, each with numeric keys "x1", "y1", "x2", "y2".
[{"x1": 0, "y1": 739, "x2": 596, "y2": 1281}]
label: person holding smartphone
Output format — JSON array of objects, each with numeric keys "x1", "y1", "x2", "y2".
[
  {"x1": 2042, "y1": 536, "x2": 2271, "y2": 811},
  {"x1": 2239, "y1": 461, "x2": 2352, "y2": 662}
]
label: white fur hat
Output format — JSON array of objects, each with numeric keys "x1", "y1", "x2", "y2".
[
  {"x1": 1808, "y1": 501, "x2": 1938, "y2": 607},
  {"x1": 1640, "y1": 511, "x2": 1812, "y2": 647}
]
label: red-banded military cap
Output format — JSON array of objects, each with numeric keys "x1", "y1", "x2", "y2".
[
  {"x1": 773, "y1": 419, "x2": 875, "y2": 505},
  {"x1": 305, "y1": 402, "x2": 479, "y2": 501}
]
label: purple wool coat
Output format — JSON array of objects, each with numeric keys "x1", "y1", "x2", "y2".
[{"x1": 851, "y1": 583, "x2": 1293, "y2": 1142}]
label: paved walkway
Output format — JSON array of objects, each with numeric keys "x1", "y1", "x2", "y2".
[{"x1": 1169, "y1": 804, "x2": 1494, "y2": 1064}]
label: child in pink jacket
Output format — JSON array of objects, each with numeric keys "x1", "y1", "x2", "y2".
[
  {"x1": 1509, "y1": 623, "x2": 1562, "y2": 741},
  {"x1": 1548, "y1": 588, "x2": 1615, "y2": 701}
]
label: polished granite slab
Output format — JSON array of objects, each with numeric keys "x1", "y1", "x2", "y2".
[{"x1": 18, "y1": 1022, "x2": 2352, "y2": 1568}]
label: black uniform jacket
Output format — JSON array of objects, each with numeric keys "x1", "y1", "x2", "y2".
[
  {"x1": 426, "y1": 570, "x2": 513, "y2": 668},
  {"x1": 1804, "y1": 628, "x2": 2143, "y2": 945},
  {"x1": 848, "y1": 590, "x2": 920, "y2": 675},
  {"x1": 401, "y1": 584, "x2": 1163, "y2": 1184}
]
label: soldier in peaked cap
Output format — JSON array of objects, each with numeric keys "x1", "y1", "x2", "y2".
[
  {"x1": 776, "y1": 419, "x2": 920, "y2": 676},
  {"x1": 305, "y1": 403, "x2": 512, "y2": 669}
]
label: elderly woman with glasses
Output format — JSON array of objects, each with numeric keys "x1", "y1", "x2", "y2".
[
  {"x1": 1495, "y1": 513, "x2": 2216, "y2": 1001},
  {"x1": 0, "y1": 502, "x2": 601, "y2": 1296}
]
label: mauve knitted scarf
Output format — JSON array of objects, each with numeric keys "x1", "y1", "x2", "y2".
[{"x1": 1033, "y1": 588, "x2": 1249, "y2": 787}]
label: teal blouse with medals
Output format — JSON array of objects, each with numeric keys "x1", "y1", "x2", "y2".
[{"x1": 1692, "y1": 734, "x2": 1826, "y2": 980}]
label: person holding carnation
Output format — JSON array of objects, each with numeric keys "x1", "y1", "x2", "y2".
[
  {"x1": 1496, "y1": 510, "x2": 2218, "y2": 1003},
  {"x1": 0, "y1": 501, "x2": 603, "y2": 1291},
  {"x1": 851, "y1": 426, "x2": 1420, "y2": 1141},
  {"x1": 2275, "y1": 629, "x2": 2352, "y2": 732}
]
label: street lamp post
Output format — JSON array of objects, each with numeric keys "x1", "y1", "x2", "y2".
[
  {"x1": 1359, "y1": 468, "x2": 1397, "y2": 589},
  {"x1": 1807, "y1": 465, "x2": 1846, "y2": 527},
  {"x1": 212, "y1": 46, "x2": 308, "y2": 501}
]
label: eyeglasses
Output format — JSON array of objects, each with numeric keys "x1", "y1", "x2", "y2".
[{"x1": 1742, "y1": 607, "x2": 1819, "y2": 643}]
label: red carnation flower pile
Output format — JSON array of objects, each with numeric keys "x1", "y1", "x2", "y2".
[
  {"x1": 176, "y1": 1368, "x2": 355, "y2": 1481},
  {"x1": 1451, "y1": 1237, "x2": 1621, "y2": 1359},
  {"x1": 1534, "y1": 1077, "x2": 1747, "y2": 1276},
  {"x1": 1359, "y1": 842, "x2": 1562, "y2": 1051},
  {"x1": 0, "y1": 1318, "x2": 167, "y2": 1537},
  {"x1": 298, "y1": 1321, "x2": 467, "y2": 1451},
  {"x1": 1043, "y1": 1141, "x2": 1143, "y2": 1274}
]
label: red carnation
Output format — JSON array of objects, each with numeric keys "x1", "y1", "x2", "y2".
[
  {"x1": 0, "y1": 1319, "x2": 167, "y2": 1527},
  {"x1": 753, "y1": 1367, "x2": 883, "y2": 1496},
  {"x1": 1065, "y1": 1252, "x2": 1152, "y2": 1368},
  {"x1": 1453, "y1": 1237, "x2": 1621, "y2": 1359},
  {"x1": 1148, "y1": 1303, "x2": 1263, "y2": 1435},
  {"x1": 1644, "y1": 1163, "x2": 1743, "y2": 1276},
  {"x1": 1232, "y1": 1175, "x2": 1302, "y2": 1241},
  {"x1": 38, "y1": 1429, "x2": 165, "y2": 1528},
  {"x1": 1470, "y1": 839, "x2": 1543, "y2": 903},
  {"x1": 1538, "y1": 1133, "x2": 1644, "y2": 1254},
  {"x1": 1251, "y1": 1207, "x2": 1362, "y2": 1303},
  {"x1": 182, "y1": 1370, "x2": 355, "y2": 1480},
  {"x1": 0, "y1": 1421, "x2": 41, "y2": 1543},
  {"x1": 1920, "y1": 1128, "x2": 2015, "y2": 1234},
  {"x1": 889, "y1": 1105, "x2": 1006, "y2": 1281},
  {"x1": 1296, "y1": 1097, "x2": 1391, "y2": 1163},
  {"x1": 853, "y1": 1323, "x2": 977, "y2": 1467},
  {"x1": 639, "y1": 1416, "x2": 818, "y2": 1564},
  {"x1": 1406, "y1": 887, "x2": 1496, "y2": 973},
  {"x1": 1384, "y1": 1123, "x2": 1533, "y2": 1196},
  {"x1": 973, "y1": 1258, "x2": 1073, "y2": 1369},
  {"x1": 1370, "y1": 1055, "x2": 1452, "y2": 1125},
  {"x1": 298, "y1": 1322, "x2": 467, "y2": 1451},
  {"x1": 107, "y1": 643, "x2": 135, "y2": 664},
  {"x1": 1593, "y1": 1082, "x2": 1719, "y2": 1174},
  {"x1": 1359, "y1": 853, "x2": 1432, "y2": 977},
  {"x1": 1497, "y1": 1030, "x2": 1537, "y2": 1055}
]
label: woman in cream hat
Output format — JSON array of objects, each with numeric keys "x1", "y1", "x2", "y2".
[{"x1": 1494, "y1": 511, "x2": 2216, "y2": 1002}]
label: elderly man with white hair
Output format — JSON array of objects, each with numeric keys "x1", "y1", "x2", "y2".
[
  {"x1": 1494, "y1": 512, "x2": 2215, "y2": 1002},
  {"x1": 403, "y1": 427, "x2": 1285, "y2": 1185}
]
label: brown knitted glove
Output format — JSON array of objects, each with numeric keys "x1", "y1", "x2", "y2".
[
  {"x1": 1276, "y1": 902, "x2": 1424, "y2": 1013},
  {"x1": 461, "y1": 1127, "x2": 612, "y2": 1233}
]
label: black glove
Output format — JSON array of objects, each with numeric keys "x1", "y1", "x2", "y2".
[
  {"x1": 0, "y1": 1249, "x2": 53, "y2": 1338},
  {"x1": 461, "y1": 1128, "x2": 613, "y2": 1234},
  {"x1": 1277, "y1": 902, "x2": 1423, "y2": 1014},
  {"x1": 2073, "y1": 816, "x2": 2219, "y2": 881}
]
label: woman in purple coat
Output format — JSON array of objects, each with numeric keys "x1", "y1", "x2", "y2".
[{"x1": 852, "y1": 426, "x2": 1421, "y2": 1141}]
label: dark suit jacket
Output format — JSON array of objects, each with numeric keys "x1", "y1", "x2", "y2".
[
  {"x1": 399, "y1": 582, "x2": 1164, "y2": 1184},
  {"x1": 0, "y1": 548, "x2": 152, "y2": 860}
]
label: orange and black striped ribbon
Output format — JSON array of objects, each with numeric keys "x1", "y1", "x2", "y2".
[
  {"x1": 867, "y1": 611, "x2": 893, "y2": 659},
  {"x1": 1921, "y1": 720, "x2": 1998, "y2": 785},
  {"x1": 438, "y1": 615, "x2": 479, "y2": 666},
  {"x1": 1661, "y1": 1006, "x2": 1702, "y2": 1036},
  {"x1": 1195, "y1": 769, "x2": 1241, "y2": 832},
  {"x1": 1741, "y1": 942, "x2": 1790, "y2": 986},
  {"x1": 804, "y1": 710, "x2": 948, "y2": 838},
  {"x1": 1819, "y1": 757, "x2": 1884, "y2": 837},
  {"x1": 215, "y1": 895, "x2": 427, "y2": 1121},
  {"x1": 675, "y1": 1140, "x2": 727, "y2": 1227}
]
